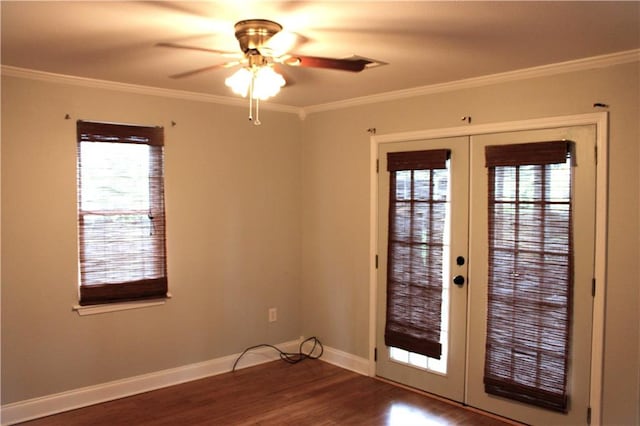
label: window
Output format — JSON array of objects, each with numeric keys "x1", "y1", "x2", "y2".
[
  {"x1": 384, "y1": 149, "x2": 451, "y2": 364},
  {"x1": 483, "y1": 141, "x2": 572, "y2": 412},
  {"x1": 76, "y1": 121, "x2": 168, "y2": 305}
]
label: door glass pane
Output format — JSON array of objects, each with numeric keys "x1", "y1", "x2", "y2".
[
  {"x1": 484, "y1": 153, "x2": 573, "y2": 413},
  {"x1": 389, "y1": 159, "x2": 451, "y2": 375}
]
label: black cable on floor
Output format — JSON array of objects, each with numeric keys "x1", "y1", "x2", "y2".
[{"x1": 231, "y1": 336, "x2": 324, "y2": 372}]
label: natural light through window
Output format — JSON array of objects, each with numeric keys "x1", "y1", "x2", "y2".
[
  {"x1": 79, "y1": 141, "x2": 156, "y2": 285},
  {"x1": 76, "y1": 121, "x2": 167, "y2": 307},
  {"x1": 389, "y1": 159, "x2": 451, "y2": 375},
  {"x1": 80, "y1": 142, "x2": 151, "y2": 212},
  {"x1": 387, "y1": 403, "x2": 447, "y2": 426}
]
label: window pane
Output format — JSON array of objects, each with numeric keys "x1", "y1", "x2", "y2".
[
  {"x1": 432, "y1": 168, "x2": 449, "y2": 201},
  {"x1": 77, "y1": 121, "x2": 167, "y2": 305},
  {"x1": 485, "y1": 152, "x2": 572, "y2": 413},
  {"x1": 413, "y1": 170, "x2": 431, "y2": 201},
  {"x1": 80, "y1": 214, "x2": 161, "y2": 285},
  {"x1": 548, "y1": 162, "x2": 571, "y2": 202},
  {"x1": 518, "y1": 165, "x2": 541, "y2": 202},
  {"x1": 408, "y1": 352, "x2": 428, "y2": 369},
  {"x1": 390, "y1": 347, "x2": 409, "y2": 363},
  {"x1": 494, "y1": 167, "x2": 516, "y2": 201},
  {"x1": 393, "y1": 204, "x2": 411, "y2": 241},
  {"x1": 385, "y1": 150, "x2": 451, "y2": 364},
  {"x1": 80, "y1": 142, "x2": 150, "y2": 211},
  {"x1": 395, "y1": 170, "x2": 412, "y2": 200}
]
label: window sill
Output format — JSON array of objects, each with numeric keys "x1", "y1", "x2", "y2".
[{"x1": 72, "y1": 293, "x2": 172, "y2": 316}]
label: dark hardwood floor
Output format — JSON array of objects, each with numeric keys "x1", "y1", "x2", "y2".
[{"x1": 21, "y1": 360, "x2": 518, "y2": 425}]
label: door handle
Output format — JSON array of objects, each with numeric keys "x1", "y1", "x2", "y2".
[{"x1": 453, "y1": 275, "x2": 465, "y2": 287}]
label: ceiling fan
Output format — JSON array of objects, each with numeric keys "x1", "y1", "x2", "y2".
[
  {"x1": 160, "y1": 19, "x2": 377, "y2": 78},
  {"x1": 158, "y1": 19, "x2": 382, "y2": 125}
]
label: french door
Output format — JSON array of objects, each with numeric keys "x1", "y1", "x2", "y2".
[{"x1": 376, "y1": 126, "x2": 596, "y2": 425}]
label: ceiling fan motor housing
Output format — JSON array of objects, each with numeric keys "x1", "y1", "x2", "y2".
[{"x1": 234, "y1": 19, "x2": 282, "y2": 53}]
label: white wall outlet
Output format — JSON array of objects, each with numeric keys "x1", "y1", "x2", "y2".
[{"x1": 268, "y1": 308, "x2": 277, "y2": 322}]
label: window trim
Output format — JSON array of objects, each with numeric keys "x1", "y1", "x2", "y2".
[{"x1": 72, "y1": 293, "x2": 172, "y2": 316}]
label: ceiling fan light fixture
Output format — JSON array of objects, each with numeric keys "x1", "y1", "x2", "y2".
[
  {"x1": 225, "y1": 64, "x2": 286, "y2": 125},
  {"x1": 224, "y1": 67, "x2": 252, "y2": 97},
  {"x1": 252, "y1": 66, "x2": 285, "y2": 100},
  {"x1": 225, "y1": 65, "x2": 285, "y2": 101},
  {"x1": 167, "y1": 18, "x2": 377, "y2": 125}
]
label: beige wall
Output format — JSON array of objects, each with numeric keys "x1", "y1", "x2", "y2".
[
  {"x1": 1, "y1": 76, "x2": 303, "y2": 403},
  {"x1": 300, "y1": 61, "x2": 640, "y2": 425},
  {"x1": 2, "y1": 60, "x2": 639, "y2": 425}
]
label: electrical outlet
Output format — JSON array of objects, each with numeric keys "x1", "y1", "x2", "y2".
[{"x1": 268, "y1": 308, "x2": 277, "y2": 322}]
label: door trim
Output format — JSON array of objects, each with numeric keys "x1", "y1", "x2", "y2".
[{"x1": 368, "y1": 112, "x2": 608, "y2": 425}]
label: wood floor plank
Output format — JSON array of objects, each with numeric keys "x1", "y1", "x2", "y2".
[{"x1": 19, "y1": 360, "x2": 519, "y2": 425}]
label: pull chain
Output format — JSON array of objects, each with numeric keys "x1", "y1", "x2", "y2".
[
  {"x1": 255, "y1": 98, "x2": 261, "y2": 126},
  {"x1": 246, "y1": 73, "x2": 262, "y2": 125},
  {"x1": 248, "y1": 77, "x2": 254, "y2": 123}
]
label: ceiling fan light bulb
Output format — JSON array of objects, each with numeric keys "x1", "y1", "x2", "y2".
[
  {"x1": 252, "y1": 66, "x2": 285, "y2": 100},
  {"x1": 225, "y1": 67, "x2": 252, "y2": 97}
]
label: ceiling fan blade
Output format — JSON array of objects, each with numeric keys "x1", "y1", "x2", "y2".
[
  {"x1": 169, "y1": 61, "x2": 241, "y2": 79},
  {"x1": 283, "y1": 55, "x2": 373, "y2": 72},
  {"x1": 156, "y1": 42, "x2": 238, "y2": 57},
  {"x1": 261, "y1": 31, "x2": 299, "y2": 57}
]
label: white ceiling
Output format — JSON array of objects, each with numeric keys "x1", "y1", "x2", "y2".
[{"x1": 2, "y1": 1, "x2": 639, "y2": 108}]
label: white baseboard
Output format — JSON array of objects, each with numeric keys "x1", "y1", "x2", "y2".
[
  {"x1": 0, "y1": 340, "x2": 301, "y2": 425},
  {"x1": 0, "y1": 340, "x2": 370, "y2": 425},
  {"x1": 320, "y1": 345, "x2": 371, "y2": 376}
]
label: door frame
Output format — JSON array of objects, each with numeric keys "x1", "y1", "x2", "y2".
[{"x1": 368, "y1": 112, "x2": 608, "y2": 425}]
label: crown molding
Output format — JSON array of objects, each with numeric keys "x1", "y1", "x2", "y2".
[
  {"x1": 0, "y1": 65, "x2": 300, "y2": 115},
  {"x1": 301, "y1": 49, "x2": 640, "y2": 115},
  {"x1": 3, "y1": 48, "x2": 638, "y2": 118}
]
